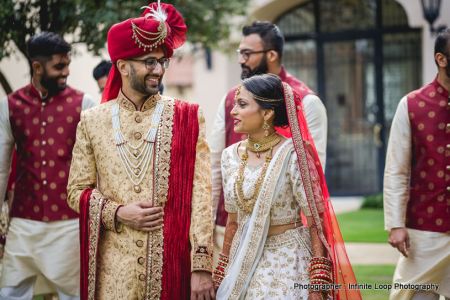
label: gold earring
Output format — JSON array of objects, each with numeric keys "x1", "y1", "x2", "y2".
[{"x1": 262, "y1": 120, "x2": 270, "y2": 137}]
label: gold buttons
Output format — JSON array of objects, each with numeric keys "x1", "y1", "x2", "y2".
[
  {"x1": 134, "y1": 132, "x2": 142, "y2": 140},
  {"x1": 133, "y1": 150, "x2": 139, "y2": 157},
  {"x1": 138, "y1": 257, "x2": 145, "y2": 265},
  {"x1": 139, "y1": 274, "x2": 146, "y2": 281},
  {"x1": 136, "y1": 240, "x2": 144, "y2": 247},
  {"x1": 134, "y1": 185, "x2": 141, "y2": 193},
  {"x1": 135, "y1": 116, "x2": 142, "y2": 123},
  {"x1": 134, "y1": 168, "x2": 141, "y2": 175}
]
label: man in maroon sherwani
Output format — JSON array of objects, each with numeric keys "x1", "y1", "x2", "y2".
[
  {"x1": 0, "y1": 32, "x2": 96, "y2": 299},
  {"x1": 384, "y1": 29, "x2": 450, "y2": 299}
]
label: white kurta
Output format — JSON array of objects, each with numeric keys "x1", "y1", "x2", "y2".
[
  {"x1": 383, "y1": 96, "x2": 450, "y2": 299},
  {"x1": 0, "y1": 94, "x2": 96, "y2": 296}
]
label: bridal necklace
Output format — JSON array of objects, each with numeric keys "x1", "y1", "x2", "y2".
[
  {"x1": 247, "y1": 132, "x2": 282, "y2": 158},
  {"x1": 235, "y1": 136, "x2": 281, "y2": 215},
  {"x1": 111, "y1": 101, "x2": 164, "y2": 191}
]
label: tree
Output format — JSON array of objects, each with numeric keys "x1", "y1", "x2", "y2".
[{"x1": 0, "y1": 0, "x2": 249, "y2": 94}]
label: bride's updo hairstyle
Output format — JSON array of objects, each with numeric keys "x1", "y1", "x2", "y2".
[{"x1": 242, "y1": 74, "x2": 289, "y2": 127}]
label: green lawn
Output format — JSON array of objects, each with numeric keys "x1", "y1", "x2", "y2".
[
  {"x1": 337, "y1": 209, "x2": 388, "y2": 243},
  {"x1": 353, "y1": 264, "x2": 396, "y2": 300}
]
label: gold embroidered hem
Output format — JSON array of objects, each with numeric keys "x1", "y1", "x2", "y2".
[
  {"x1": 144, "y1": 99, "x2": 175, "y2": 300},
  {"x1": 101, "y1": 200, "x2": 122, "y2": 233},
  {"x1": 88, "y1": 190, "x2": 105, "y2": 300}
]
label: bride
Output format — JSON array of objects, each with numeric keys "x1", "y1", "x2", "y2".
[{"x1": 213, "y1": 74, "x2": 361, "y2": 300}]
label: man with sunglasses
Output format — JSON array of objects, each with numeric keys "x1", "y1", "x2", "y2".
[
  {"x1": 67, "y1": 2, "x2": 214, "y2": 299},
  {"x1": 384, "y1": 29, "x2": 450, "y2": 300},
  {"x1": 210, "y1": 21, "x2": 328, "y2": 259}
]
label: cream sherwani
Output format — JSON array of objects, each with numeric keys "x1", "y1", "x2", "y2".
[
  {"x1": 67, "y1": 93, "x2": 213, "y2": 299},
  {"x1": 384, "y1": 96, "x2": 450, "y2": 299}
]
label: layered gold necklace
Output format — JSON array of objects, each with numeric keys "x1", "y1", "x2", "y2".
[
  {"x1": 235, "y1": 134, "x2": 282, "y2": 214},
  {"x1": 247, "y1": 132, "x2": 282, "y2": 158}
]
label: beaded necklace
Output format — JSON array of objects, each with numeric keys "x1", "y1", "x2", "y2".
[{"x1": 111, "y1": 102, "x2": 164, "y2": 191}]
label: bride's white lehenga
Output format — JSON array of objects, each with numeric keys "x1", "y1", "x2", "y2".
[{"x1": 218, "y1": 139, "x2": 316, "y2": 300}]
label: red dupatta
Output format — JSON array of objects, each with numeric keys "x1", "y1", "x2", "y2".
[{"x1": 281, "y1": 83, "x2": 361, "y2": 300}]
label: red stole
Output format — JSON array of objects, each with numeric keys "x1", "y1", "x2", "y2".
[
  {"x1": 216, "y1": 68, "x2": 316, "y2": 226},
  {"x1": 8, "y1": 84, "x2": 83, "y2": 221},
  {"x1": 79, "y1": 100, "x2": 199, "y2": 300},
  {"x1": 406, "y1": 78, "x2": 449, "y2": 233}
]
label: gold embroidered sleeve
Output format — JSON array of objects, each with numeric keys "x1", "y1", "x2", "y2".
[
  {"x1": 190, "y1": 108, "x2": 214, "y2": 273},
  {"x1": 67, "y1": 111, "x2": 97, "y2": 213},
  {"x1": 101, "y1": 200, "x2": 122, "y2": 232}
]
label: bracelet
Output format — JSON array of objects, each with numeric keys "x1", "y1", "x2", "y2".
[
  {"x1": 310, "y1": 256, "x2": 332, "y2": 265},
  {"x1": 218, "y1": 253, "x2": 229, "y2": 263},
  {"x1": 309, "y1": 264, "x2": 332, "y2": 272}
]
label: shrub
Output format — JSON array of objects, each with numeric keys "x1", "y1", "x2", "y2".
[{"x1": 362, "y1": 193, "x2": 383, "y2": 209}]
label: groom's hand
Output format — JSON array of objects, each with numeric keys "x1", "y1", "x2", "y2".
[
  {"x1": 191, "y1": 271, "x2": 215, "y2": 300},
  {"x1": 116, "y1": 201, "x2": 163, "y2": 231}
]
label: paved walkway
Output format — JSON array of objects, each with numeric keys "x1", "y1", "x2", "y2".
[{"x1": 330, "y1": 197, "x2": 399, "y2": 265}]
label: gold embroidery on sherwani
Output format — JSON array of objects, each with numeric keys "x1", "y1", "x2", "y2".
[
  {"x1": 88, "y1": 190, "x2": 105, "y2": 300},
  {"x1": 101, "y1": 200, "x2": 121, "y2": 232},
  {"x1": 190, "y1": 110, "x2": 214, "y2": 272},
  {"x1": 145, "y1": 99, "x2": 174, "y2": 300},
  {"x1": 230, "y1": 143, "x2": 292, "y2": 298},
  {"x1": 68, "y1": 94, "x2": 213, "y2": 299}
]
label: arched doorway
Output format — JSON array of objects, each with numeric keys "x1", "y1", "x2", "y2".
[{"x1": 276, "y1": 0, "x2": 422, "y2": 195}]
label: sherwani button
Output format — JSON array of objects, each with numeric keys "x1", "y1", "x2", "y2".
[
  {"x1": 139, "y1": 274, "x2": 145, "y2": 281},
  {"x1": 43, "y1": 180, "x2": 47, "y2": 185},
  {"x1": 446, "y1": 165, "x2": 450, "y2": 170},
  {"x1": 138, "y1": 257, "x2": 145, "y2": 265},
  {"x1": 136, "y1": 240, "x2": 144, "y2": 247},
  {"x1": 446, "y1": 144, "x2": 450, "y2": 149},
  {"x1": 42, "y1": 161, "x2": 47, "y2": 165},
  {"x1": 42, "y1": 121, "x2": 47, "y2": 126},
  {"x1": 134, "y1": 132, "x2": 142, "y2": 140},
  {"x1": 447, "y1": 187, "x2": 450, "y2": 191},
  {"x1": 134, "y1": 185, "x2": 141, "y2": 193},
  {"x1": 135, "y1": 116, "x2": 142, "y2": 123}
]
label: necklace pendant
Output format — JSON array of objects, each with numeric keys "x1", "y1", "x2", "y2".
[{"x1": 256, "y1": 152, "x2": 261, "y2": 158}]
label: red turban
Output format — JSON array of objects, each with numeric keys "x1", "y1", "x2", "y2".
[{"x1": 102, "y1": 2, "x2": 187, "y2": 102}]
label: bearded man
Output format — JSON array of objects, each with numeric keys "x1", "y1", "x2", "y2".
[
  {"x1": 67, "y1": 2, "x2": 214, "y2": 300},
  {"x1": 0, "y1": 32, "x2": 96, "y2": 299}
]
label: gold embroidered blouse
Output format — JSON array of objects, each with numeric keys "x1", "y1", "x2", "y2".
[{"x1": 221, "y1": 142, "x2": 312, "y2": 226}]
